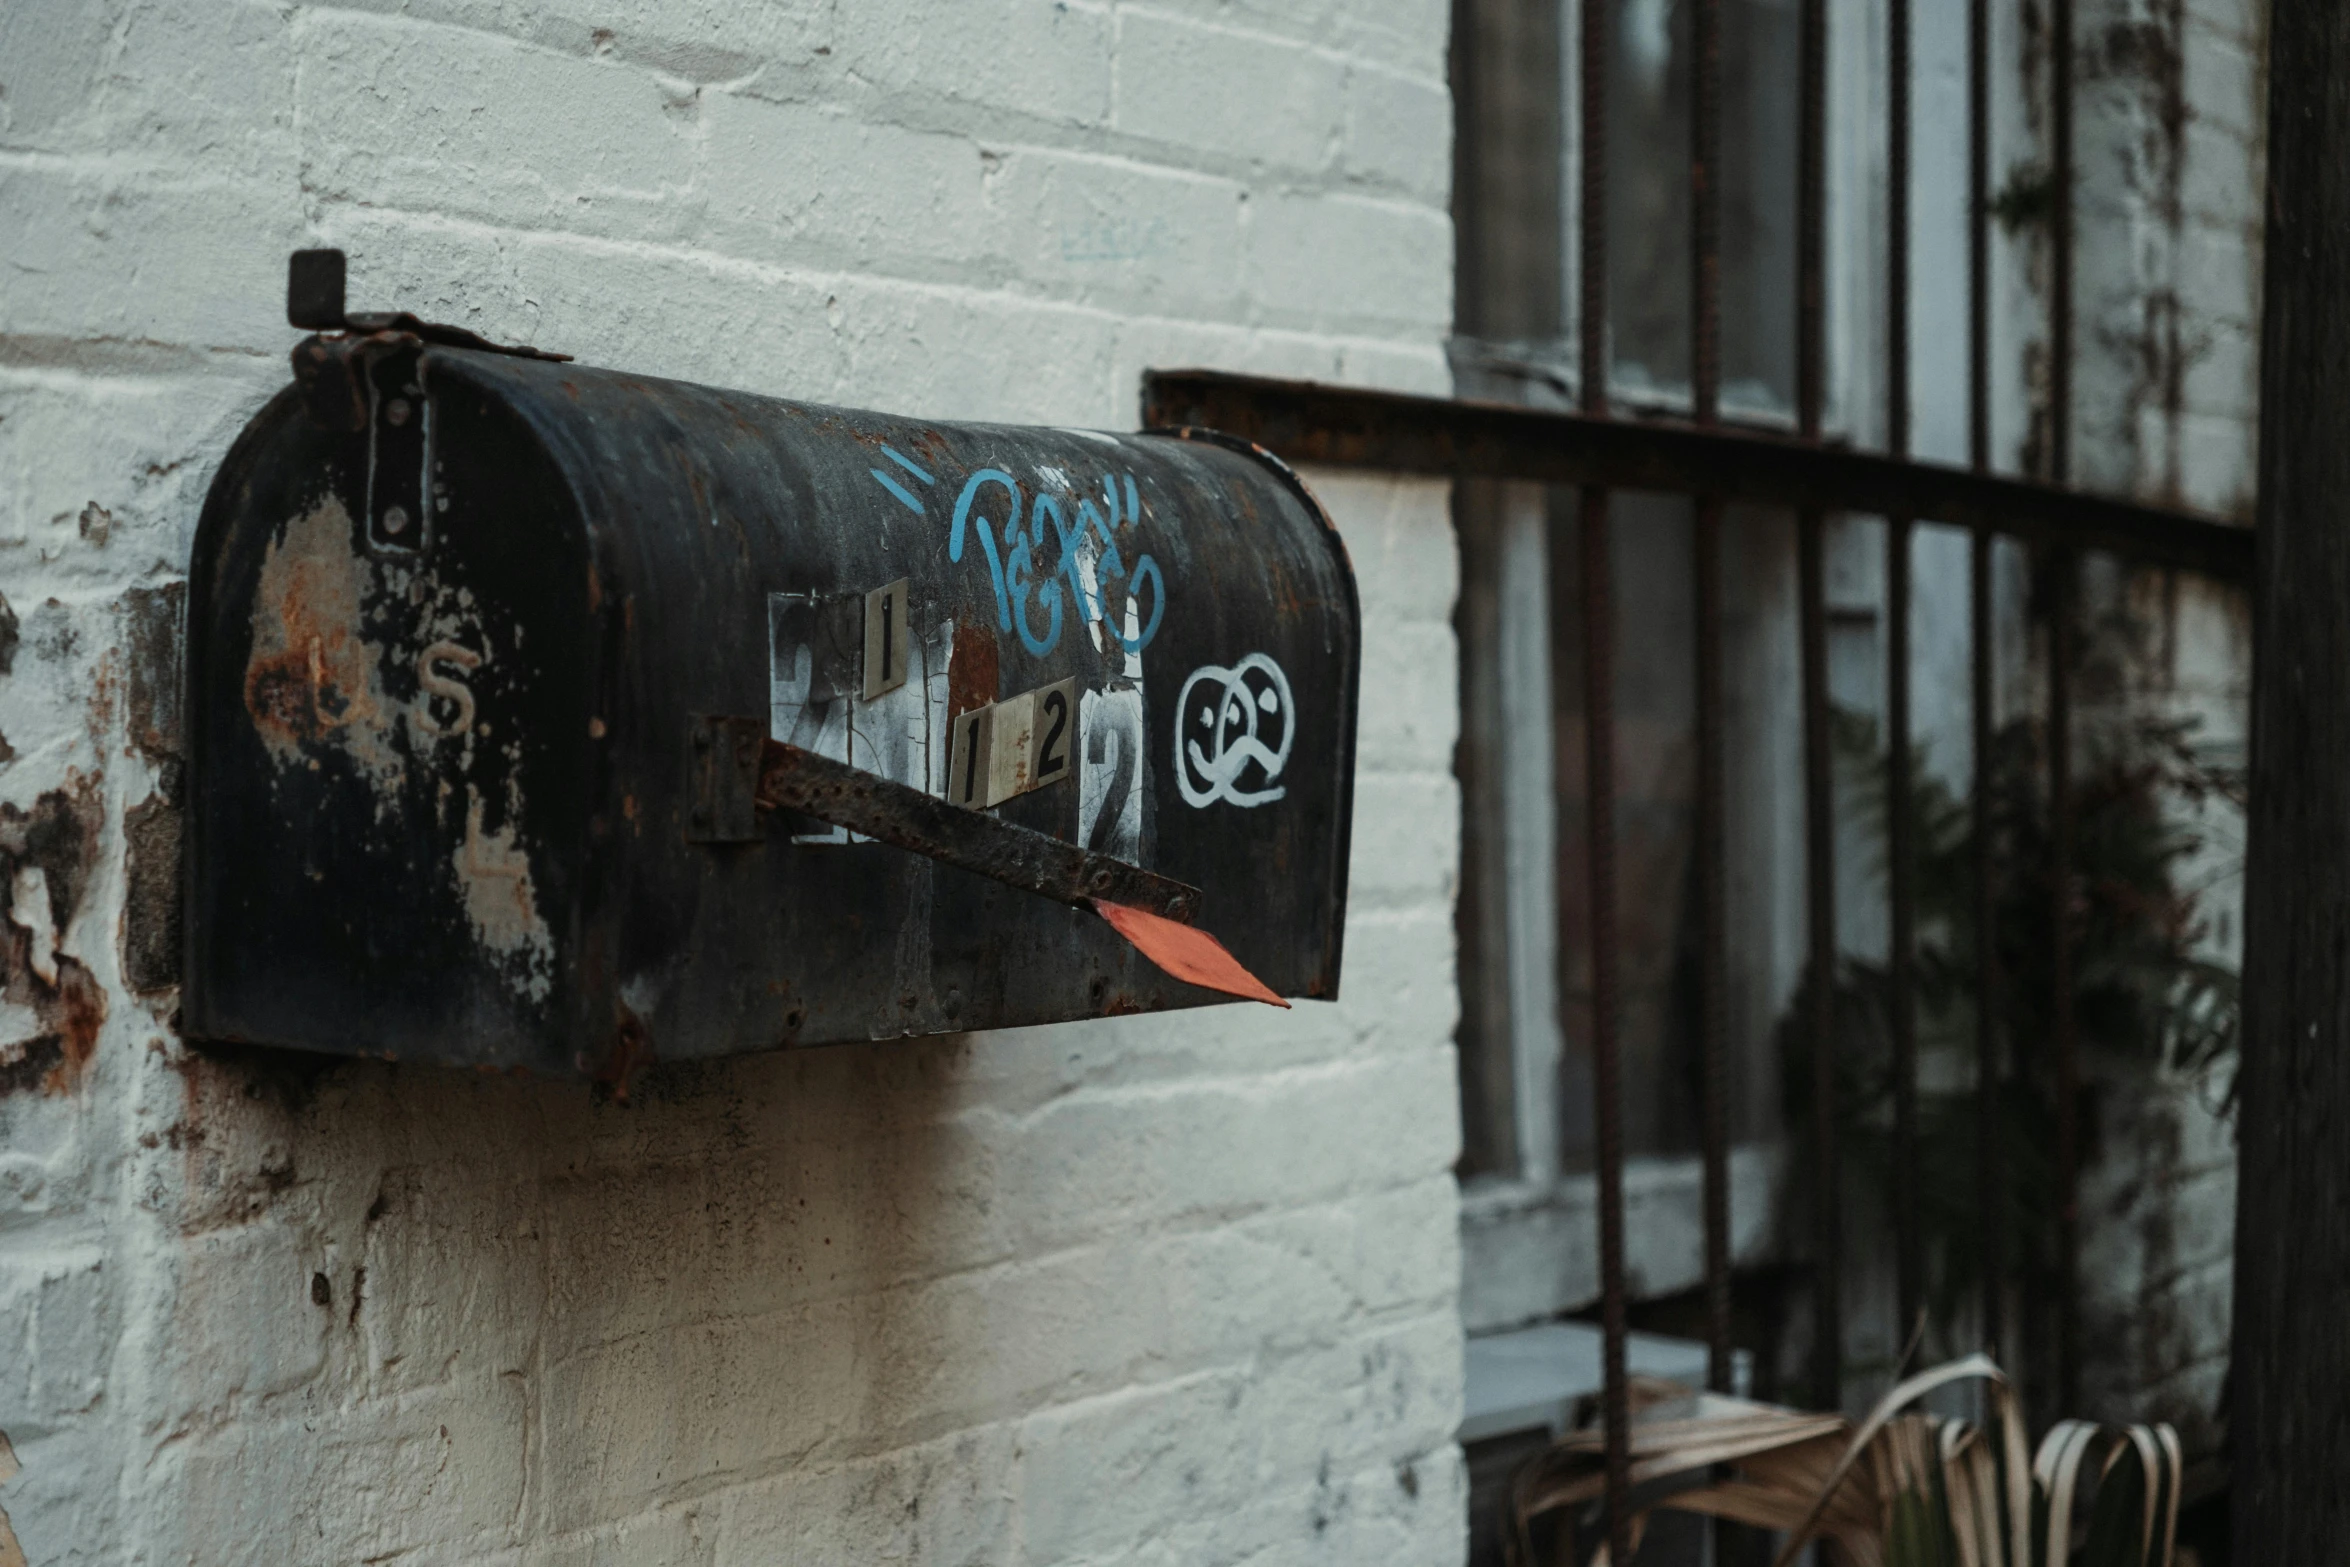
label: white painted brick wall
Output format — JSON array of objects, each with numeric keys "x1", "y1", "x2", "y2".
[
  {"x1": 0, "y1": 4, "x2": 1466, "y2": 1561},
  {"x1": 2061, "y1": 0, "x2": 2258, "y2": 1448}
]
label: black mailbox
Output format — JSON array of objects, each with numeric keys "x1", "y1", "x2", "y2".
[{"x1": 185, "y1": 255, "x2": 1358, "y2": 1078}]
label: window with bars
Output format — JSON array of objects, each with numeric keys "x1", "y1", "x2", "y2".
[
  {"x1": 1429, "y1": 0, "x2": 2258, "y2": 1544},
  {"x1": 1149, "y1": 0, "x2": 2256, "y2": 1550}
]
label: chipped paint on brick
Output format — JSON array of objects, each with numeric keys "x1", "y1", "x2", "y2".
[
  {"x1": 0, "y1": 782, "x2": 108, "y2": 1093},
  {"x1": 121, "y1": 583, "x2": 186, "y2": 996},
  {"x1": 122, "y1": 582, "x2": 185, "y2": 769},
  {"x1": 0, "y1": 1428, "x2": 23, "y2": 1567}
]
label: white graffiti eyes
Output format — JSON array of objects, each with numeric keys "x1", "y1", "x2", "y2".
[{"x1": 1176, "y1": 653, "x2": 1294, "y2": 809}]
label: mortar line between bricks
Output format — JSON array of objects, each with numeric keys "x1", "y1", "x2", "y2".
[
  {"x1": 369, "y1": 1376, "x2": 1464, "y2": 1565},
  {"x1": 294, "y1": 191, "x2": 1452, "y2": 296},
  {"x1": 282, "y1": 9, "x2": 1450, "y2": 206},
  {"x1": 1115, "y1": 1, "x2": 1443, "y2": 76},
  {"x1": 514, "y1": 1304, "x2": 1469, "y2": 1501},
  {"x1": 0, "y1": 340, "x2": 283, "y2": 375},
  {"x1": 511, "y1": 1175, "x2": 1462, "y2": 1353},
  {"x1": 952, "y1": 1050, "x2": 1436, "y2": 1127},
  {"x1": 296, "y1": 201, "x2": 1455, "y2": 356},
  {"x1": 290, "y1": 0, "x2": 1450, "y2": 98}
]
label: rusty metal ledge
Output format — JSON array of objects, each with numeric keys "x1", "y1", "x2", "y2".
[{"x1": 1142, "y1": 371, "x2": 2253, "y2": 581}]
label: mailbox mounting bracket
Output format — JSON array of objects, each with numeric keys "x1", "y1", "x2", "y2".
[{"x1": 687, "y1": 714, "x2": 767, "y2": 844}]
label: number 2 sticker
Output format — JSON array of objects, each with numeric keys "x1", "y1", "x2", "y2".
[
  {"x1": 1033, "y1": 681, "x2": 1072, "y2": 787},
  {"x1": 949, "y1": 677, "x2": 1076, "y2": 809}
]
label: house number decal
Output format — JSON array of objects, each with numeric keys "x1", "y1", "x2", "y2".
[{"x1": 949, "y1": 677, "x2": 1077, "y2": 809}]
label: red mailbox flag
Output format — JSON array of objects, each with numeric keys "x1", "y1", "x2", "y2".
[{"x1": 1090, "y1": 899, "x2": 1288, "y2": 1009}]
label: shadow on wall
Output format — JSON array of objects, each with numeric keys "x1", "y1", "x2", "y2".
[{"x1": 155, "y1": 1029, "x2": 985, "y2": 1554}]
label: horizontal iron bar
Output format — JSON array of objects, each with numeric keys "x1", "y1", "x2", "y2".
[
  {"x1": 1143, "y1": 371, "x2": 2252, "y2": 580},
  {"x1": 755, "y1": 740, "x2": 1203, "y2": 924}
]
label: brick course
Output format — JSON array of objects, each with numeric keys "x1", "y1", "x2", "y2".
[{"x1": 0, "y1": 4, "x2": 1464, "y2": 1561}]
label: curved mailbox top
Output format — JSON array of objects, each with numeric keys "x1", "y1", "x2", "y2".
[{"x1": 187, "y1": 337, "x2": 1358, "y2": 1076}]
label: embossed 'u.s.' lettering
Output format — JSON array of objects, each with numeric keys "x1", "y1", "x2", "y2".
[{"x1": 415, "y1": 640, "x2": 482, "y2": 736}]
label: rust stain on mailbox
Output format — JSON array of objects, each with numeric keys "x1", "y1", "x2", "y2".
[
  {"x1": 182, "y1": 255, "x2": 1359, "y2": 1076},
  {"x1": 242, "y1": 496, "x2": 393, "y2": 771}
]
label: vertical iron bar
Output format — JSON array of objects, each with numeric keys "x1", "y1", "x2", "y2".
[
  {"x1": 1801, "y1": 511, "x2": 1840, "y2": 1415},
  {"x1": 2050, "y1": 0, "x2": 2075, "y2": 487},
  {"x1": 1971, "y1": 530, "x2": 2001, "y2": 1358},
  {"x1": 2049, "y1": 0, "x2": 2080, "y2": 1418},
  {"x1": 1576, "y1": 0, "x2": 1632, "y2": 1555},
  {"x1": 2051, "y1": 553, "x2": 2080, "y2": 1415},
  {"x1": 1887, "y1": 0, "x2": 1911, "y2": 460},
  {"x1": 1691, "y1": 0, "x2": 1732, "y2": 1403},
  {"x1": 1967, "y1": 0, "x2": 2003, "y2": 1364},
  {"x1": 1798, "y1": 0, "x2": 1827, "y2": 442},
  {"x1": 1797, "y1": 0, "x2": 1839, "y2": 1414},
  {"x1": 1695, "y1": 503, "x2": 1731, "y2": 1397},
  {"x1": 1968, "y1": 0, "x2": 1990, "y2": 477},
  {"x1": 1581, "y1": 0, "x2": 1610, "y2": 419},
  {"x1": 1582, "y1": 485, "x2": 1632, "y2": 1564},
  {"x1": 1887, "y1": 0, "x2": 1922, "y2": 1360},
  {"x1": 1692, "y1": 0, "x2": 1722, "y2": 430},
  {"x1": 1889, "y1": 518, "x2": 1919, "y2": 1351}
]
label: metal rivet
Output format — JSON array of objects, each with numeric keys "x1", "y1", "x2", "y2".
[
  {"x1": 385, "y1": 398, "x2": 412, "y2": 427},
  {"x1": 381, "y1": 504, "x2": 410, "y2": 536}
]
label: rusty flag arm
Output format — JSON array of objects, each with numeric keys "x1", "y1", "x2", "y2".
[
  {"x1": 755, "y1": 739, "x2": 1200, "y2": 919},
  {"x1": 754, "y1": 741, "x2": 1286, "y2": 1007}
]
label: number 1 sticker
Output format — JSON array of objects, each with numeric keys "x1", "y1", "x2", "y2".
[
  {"x1": 948, "y1": 704, "x2": 991, "y2": 808},
  {"x1": 947, "y1": 679, "x2": 1076, "y2": 809}
]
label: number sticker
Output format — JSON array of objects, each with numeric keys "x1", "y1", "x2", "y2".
[
  {"x1": 1032, "y1": 678, "x2": 1074, "y2": 788},
  {"x1": 862, "y1": 577, "x2": 910, "y2": 700},
  {"x1": 947, "y1": 679, "x2": 1078, "y2": 810},
  {"x1": 949, "y1": 704, "x2": 991, "y2": 809},
  {"x1": 985, "y1": 689, "x2": 1038, "y2": 805},
  {"x1": 1078, "y1": 686, "x2": 1145, "y2": 860}
]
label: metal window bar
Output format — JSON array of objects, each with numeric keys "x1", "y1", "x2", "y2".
[
  {"x1": 1968, "y1": 0, "x2": 2005, "y2": 1374},
  {"x1": 1796, "y1": 0, "x2": 1839, "y2": 1423},
  {"x1": 1689, "y1": 0, "x2": 1734, "y2": 1413},
  {"x1": 1571, "y1": 0, "x2": 1634, "y2": 1558},
  {"x1": 1886, "y1": 0, "x2": 1923, "y2": 1367},
  {"x1": 2048, "y1": 0, "x2": 2086, "y2": 1422},
  {"x1": 1145, "y1": 0, "x2": 2239, "y2": 1539}
]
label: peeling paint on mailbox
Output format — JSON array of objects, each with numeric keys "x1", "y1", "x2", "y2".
[{"x1": 186, "y1": 319, "x2": 1358, "y2": 1077}]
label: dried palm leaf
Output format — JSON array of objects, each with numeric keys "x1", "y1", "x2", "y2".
[{"x1": 1508, "y1": 1354, "x2": 2182, "y2": 1567}]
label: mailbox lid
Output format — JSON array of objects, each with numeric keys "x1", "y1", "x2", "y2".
[
  {"x1": 187, "y1": 344, "x2": 1359, "y2": 1073},
  {"x1": 185, "y1": 360, "x2": 598, "y2": 1069}
]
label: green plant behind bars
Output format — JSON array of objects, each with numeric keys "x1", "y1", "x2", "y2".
[{"x1": 1777, "y1": 702, "x2": 2240, "y2": 1356}]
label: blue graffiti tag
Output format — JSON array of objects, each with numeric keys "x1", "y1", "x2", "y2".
[
  {"x1": 1009, "y1": 494, "x2": 1066, "y2": 655},
  {"x1": 946, "y1": 467, "x2": 1164, "y2": 659},
  {"x1": 948, "y1": 469, "x2": 1021, "y2": 632}
]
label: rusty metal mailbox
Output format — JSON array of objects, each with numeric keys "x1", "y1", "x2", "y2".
[{"x1": 184, "y1": 255, "x2": 1358, "y2": 1078}]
